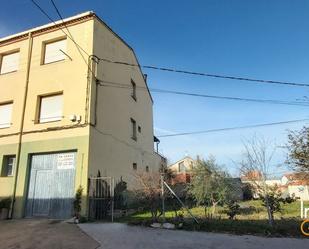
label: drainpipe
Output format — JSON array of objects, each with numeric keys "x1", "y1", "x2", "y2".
[
  {"x1": 10, "y1": 32, "x2": 33, "y2": 219},
  {"x1": 86, "y1": 55, "x2": 99, "y2": 126}
]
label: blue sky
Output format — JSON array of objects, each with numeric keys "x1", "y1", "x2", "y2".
[{"x1": 1, "y1": 0, "x2": 309, "y2": 176}]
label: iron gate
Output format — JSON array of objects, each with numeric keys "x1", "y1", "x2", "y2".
[{"x1": 88, "y1": 176, "x2": 114, "y2": 221}]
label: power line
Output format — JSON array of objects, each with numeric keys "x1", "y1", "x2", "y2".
[
  {"x1": 99, "y1": 58, "x2": 309, "y2": 88},
  {"x1": 50, "y1": 0, "x2": 88, "y2": 66},
  {"x1": 30, "y1": 0, "x2": 90, "y2": 57},
  {"x1": 27, "y1": 3, "x2": 309, "y2": 144},
  {"x1": 29, "y1": 1, "x2": 309, "y2": 89},
  {"x1": 98, "y1": 80, "x2": 309, "y2": 107},
  {"x1": 156, "y1": 118, "x2": 309, "y2": 138}
]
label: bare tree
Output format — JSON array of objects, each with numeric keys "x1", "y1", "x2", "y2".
[
  {"x1": 133, "y1": 171, "x2": 162, "y2": 221},
  {"x1": 239, "y1": 136, "x2": 278, "y2": 227}
]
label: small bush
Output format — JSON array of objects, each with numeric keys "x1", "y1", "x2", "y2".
[
  {"x1": 73, "y1": 186, "x2": 83, "y2": 218},
  {"x1": 226, "y1": 201, "x2": 240, "y2": 220}
]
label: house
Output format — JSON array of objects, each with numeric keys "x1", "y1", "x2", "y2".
[
  {"x1": 169, "y1": 156, "x2": 196, "y2": 184},
  {"x1": 240, "y1": 171, "x2": 281, "y2": 199},
  {"x1": 169, "y1": 156, "x2": 195, "y2": 174},
  {"x1": 281, "y1": 173, "x2": 309, "y2": 200},
  {"x1": 0, "y1": 11, "x2": 166, "y2": 219},
  {"x1": 240, "y1": 170, "x2": 309, "y2": 200}
]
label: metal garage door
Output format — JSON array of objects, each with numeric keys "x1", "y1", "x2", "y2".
[{"x1": 25, "y1": 152, "x2": 76, "y2": 219}]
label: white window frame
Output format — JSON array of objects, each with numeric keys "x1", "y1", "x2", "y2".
[
  {"x1": 2, "y1": 155, "x2": 15, "y2": 177},
  {"x1": 0, "y1": 102, "x2": 13, "y2": 129},
  {"x1": 43, "y1": 38, "x2": 67, "y2": 64},
  {"x1": 38, "y1": 94, "x2": 63, "y2": 123},
  {"x1": 0, "y1": 51, "x2": 20, "y2": 75}
]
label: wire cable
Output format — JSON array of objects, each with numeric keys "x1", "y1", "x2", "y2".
[
  {"x1": 50, "y1": 0, "x2": 88, "y2": 66},
  {"x1": 156, "y1": 118, "x2": 309, "y2": 138},
  {"x1": 98, "y1": 80, "x2": 309, "y2": 107},
  {"x1": 99, "y1": 58, "x2": 309, "y2": 88},
  {"x1": 30, "y1": 0, "x2": 90, "y2": 57},
  {"x1": 30, "y1": 1, "x2": 309, "y2": 89}
]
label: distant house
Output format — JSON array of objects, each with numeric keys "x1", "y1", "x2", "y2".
[
  {"x1": 169, "y1": 156, "x2": 196, "y2": 173},
  {"x1": 168, "y1": 156, "x2": 196, "y2": 184},
  {"x1": 240, "y1": 170, "x2": 262, "y2": 182},
  {"x1": 240, "y1": 170, "x2": 309, "y2": 201},
  {"x1": 281, "y1": 173, "x2": 309, "y2": 200},
  {"x1": 240, "y1": 171, "x2": 281, "y2": 199}
]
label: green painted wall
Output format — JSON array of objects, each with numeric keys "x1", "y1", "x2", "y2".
[
  {"x1": 0, "y1": 143, "x2": 18, "y2": 198},
  {"x1": 0, "y1": 135, "x2": 89, "y2": 218}
]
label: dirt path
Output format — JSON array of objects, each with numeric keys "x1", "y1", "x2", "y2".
[
  {"x1": 79, "y1": 223, "x2": 308, "y2": 249},
  {"x1": 0, "y1": 219, "x2": 99, "y2": 249}
]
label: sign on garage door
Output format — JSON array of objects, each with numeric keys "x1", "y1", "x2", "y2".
[{"x1": 25, "y1": 152, "x2": 76, "y2": 219}]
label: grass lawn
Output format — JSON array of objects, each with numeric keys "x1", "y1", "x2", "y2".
[{"x1": 117, "y1": 200, "x2": 309, "y2": 238}]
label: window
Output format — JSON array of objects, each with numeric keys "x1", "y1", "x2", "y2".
[
  {"x1": 131, "y1": 79, "x2": 137, "y2": 100},
  {"x1": 146, "y1": 166, "x2": 149, "y2": 172},
  {"x1": 43, "y1": 39, "x2": 67, "y2": 64},
  {"x1": 0, "y1": 102, "x2": 13, "y2": 128},
  {"x1": 38, "y1": 94, "x2": 63, "y2": 123},
  {"x1": 0, "y1": 51, "x2": 19, "y2": 74},
  {"x1": 133, "y1": 163, "x2": 137, "y2": 170},
  {"x1": 1, "y1": 155, "x2": 15, "y2": 177},
  {"x1": 178, "y1": 161, "x2": 186, "y2": 173},
  {"x1": 131, "y1": 118, "x2": 137, "y2": 141},
  {"x1": 138, "y1": 126, "x2": 141, "y2": 133}
]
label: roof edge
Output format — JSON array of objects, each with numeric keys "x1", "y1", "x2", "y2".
[
  {"x1": 0, "y1": 11, "x2": 154, "y2": 103},
  {"x1": 0, "y1": 11, "x2": 94, "y2": 43},
  {"x1": 169, "y1": 156, "x2": 195, "y2": 167},
  {"x1": 93, "y1": 14, "x2": 154, "y2": 103}
]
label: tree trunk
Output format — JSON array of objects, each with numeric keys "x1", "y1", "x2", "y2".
[
  {"x1": 212, "y1": 202, "x2": 217, "y2": 215},
  {"x1": 265, "y1": 194, "x2": 274, "y2": 227}
]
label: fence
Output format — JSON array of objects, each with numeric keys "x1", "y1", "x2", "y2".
[{"x1": 88, "y1": 176, "x2": 114, "y2": 221}]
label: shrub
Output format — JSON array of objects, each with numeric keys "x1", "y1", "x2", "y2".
[
  {"x1": 73, "y1": 186, "x2": 83, "y2": 219},
  {"x1": 226, "y1": 201, "x2": 240, "y2": 220}
]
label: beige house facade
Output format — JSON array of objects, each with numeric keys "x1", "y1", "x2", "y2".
[
  {"x1": 169, "y1": 156, "x2": 195, "y2": 173},
  {"x1": 281, "y1": 173, "x2": 309, "y2": 200},
  {"x1": 0, "y1": 12, "x2": 165, "y2": 219}
]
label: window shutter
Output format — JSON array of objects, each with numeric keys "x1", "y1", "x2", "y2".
[
  {"x1": 0, "y1": 103, "x2": 13, "y2": 128},
  {"x1": 44, "y1": 39, "x2": 66, "y2": 64},
  {"x1": 0, "y1": 52, "x2": 19, "y2": 74},
  {"x1": 39, "y1": 94, "x2": 63, "y2": 123}
]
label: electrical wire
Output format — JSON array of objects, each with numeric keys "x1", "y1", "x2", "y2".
[
  {"x1": 27, "y1": 2, "x2": 309, "y2": 140},
  {"x1": 30, "y1": 0, "x2": 90, "y2": 57},
  {"x1": 99, "y1": 58, "x2": 309, "y2": 88},
  {"x1": 98, "y1": 80, "x2": 309, "y2": 107},
  {"x1": 50, "y1": 0, "x2": 88, "y2": 66},
  {"x1": 30, "y1": 0, "x2": 309, "y2": 90},
  {"x1": 156, "y1": 118, "x2": 309, "y2": 138}
]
